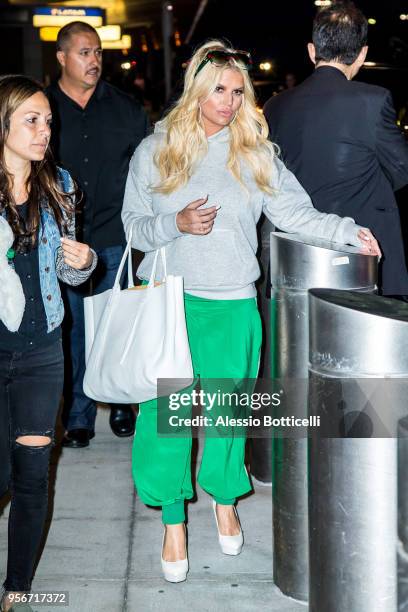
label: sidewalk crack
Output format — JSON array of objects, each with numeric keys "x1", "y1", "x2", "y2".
[{"x1": 122, "y1": 484, "x2": 137, "y2": 611}]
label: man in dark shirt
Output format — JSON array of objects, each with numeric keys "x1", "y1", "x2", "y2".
[
  {"x1": 47, "y1": 21, "x2": 149, "y2": 448},
  {"x1": 263, "y1": 2, "x2": 408, "y2": 296}
]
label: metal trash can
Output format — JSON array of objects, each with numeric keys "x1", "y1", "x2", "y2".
[
  {"x1": 308, "y1": 289, "x2": 408, "y2": 612},
  {"x1": 270, "y1": 233, "x2": 377, "y2": 602}
]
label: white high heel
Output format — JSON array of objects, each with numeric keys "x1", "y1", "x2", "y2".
[
  {"x1": 212, "y1": 500, "x2": 244, "y2": 555},
  {"x1": 161, "y1": 526, "x2": 189, "y2": 583}
]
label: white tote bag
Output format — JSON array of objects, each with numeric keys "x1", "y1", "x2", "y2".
[{"x1": 83, "y1": 228, "x2": 194, "y2": 404}]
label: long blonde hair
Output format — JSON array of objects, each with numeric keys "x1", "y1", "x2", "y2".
[{"x1": 154, "y1": 40, "x2": 276, "y2": 195}]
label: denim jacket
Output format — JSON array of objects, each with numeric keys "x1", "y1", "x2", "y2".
[{"x1": 4, "y1": 167, "x2": 97, "y2": 332}]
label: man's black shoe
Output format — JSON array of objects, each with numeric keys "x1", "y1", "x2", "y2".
[
  {"x1": 62, "y1": 428, "x2": 95, "y2": 448},
  {"x1": 110, "y1": 407, "x2": 135, "y2": 437}
]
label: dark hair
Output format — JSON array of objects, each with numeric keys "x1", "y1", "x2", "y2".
[
  {"x1": 56, "y1": 21, "x2": 100, "y2": 52},
  {"x1": 0, "y1": 75, "x2": 76, "y2": 252},
  {"x1": 312, "y1": 1, "x2": 368, "y2": 65}
]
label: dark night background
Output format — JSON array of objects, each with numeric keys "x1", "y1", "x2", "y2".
[
  {"x1": 167, "y1": 0, "x2": 408, "y2": 111},
  {"x1": 188, "y1": 0, "x2": 408, "y2": 71},
  {"x1": 0, "y1": 1, "x2": 406, "y2": 109}
]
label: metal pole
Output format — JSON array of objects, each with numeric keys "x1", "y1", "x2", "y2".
[
  {"x1": 185, "y1": 0, "x2": 209, "y2": 45},
  {"x1": 308, "y1": 289, "x2": 408, "y2": 612},
  {"x1": 162, "y1": 1, "x2": 173, "y2": 102},
  {"x1": 270, "y1": 233, "x2": 377, "y2": 602}
]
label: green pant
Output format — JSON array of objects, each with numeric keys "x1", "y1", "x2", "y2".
[{"x1": 132, "y1": 293, "x2": 262, "y2": 523}]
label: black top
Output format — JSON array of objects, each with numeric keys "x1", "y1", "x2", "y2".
[
  {"x1": 0, "y1": 203, "x2": 60, "y2": 352},
  {"x1": 47, "y1": 80, "x2": 150, "y2": 251},
  {"x1": 264, "y1": 66, "x2": 408, "y2": 295}
]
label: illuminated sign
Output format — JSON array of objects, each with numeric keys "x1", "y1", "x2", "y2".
[
  {"x1": 33, "y1": 7, "x2": 104, "y2": 28},
  {"x1": 97, "y1": 25, "x2": 121, "y2": 42},
  {"x1": 102, "y1": 35, "x2": 132, "y2": 50},
  {"x1": 40, "y1": 25, "x2": 121, "y2": 43}
]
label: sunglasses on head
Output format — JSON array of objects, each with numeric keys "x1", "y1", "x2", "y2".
[{"x1": 194, "y1": 49, "x2": 253, "y2": 78}]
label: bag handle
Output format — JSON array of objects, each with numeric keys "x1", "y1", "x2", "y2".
[
  {"x1": 127, "y1": 244, "x2": 134, "y2": 289},
  {"x1": 113, "y1": 226, "x2": 134, "y2": 291},
  {"x1": 148, "y1": 247, "x2": 167, "y2": 287}
]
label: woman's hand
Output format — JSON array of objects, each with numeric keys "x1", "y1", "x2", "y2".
[
  {"x1": 357, "y1": 229, "x2": 382, "y2": 258},
  {"x1": 61, "y1": 237, "x2": 93, "y2": 269},
  {"x1": 176, "y1": 196, "x2": 219, "y2": 235}
]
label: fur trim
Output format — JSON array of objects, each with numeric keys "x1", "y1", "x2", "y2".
[{"x1": 0, "y1": 217, "x2": 25, "y2": 332}]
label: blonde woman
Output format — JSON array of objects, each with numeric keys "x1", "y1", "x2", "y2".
[{"x1": 122, "y1": 40, "x2": 380, "y2": 583}]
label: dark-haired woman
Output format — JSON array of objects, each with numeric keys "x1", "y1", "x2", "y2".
[{"x1": 0, "y1": 75, "x2": 97, "y2": 612}]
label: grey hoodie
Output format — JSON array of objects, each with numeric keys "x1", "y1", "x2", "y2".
[{"x1": 122, "y1": 124, "x2": 364, "y2": 297}]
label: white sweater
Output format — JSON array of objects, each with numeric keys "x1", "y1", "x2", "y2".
[{"x1": 122, "y1": 125, "x2": 364, "y2": 299}]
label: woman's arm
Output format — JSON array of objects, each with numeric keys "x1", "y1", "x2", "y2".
[
  {"x1": 55, "y1": 171, "x2": 97, "y2": 285},
  {"x1": 263, "y1": 157, "x2": 380, "y2": 254},
  {"x1": 121, "y1": 139, "x2": 184, "y2": 252}
]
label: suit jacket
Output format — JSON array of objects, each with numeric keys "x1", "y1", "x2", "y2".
[{"x1": 263, "y1": 65, "x2": 408, "y2": 295}]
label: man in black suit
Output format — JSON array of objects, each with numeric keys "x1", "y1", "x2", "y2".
[{"x1": 264, "y1": 1, "x2": 408, "y2": 296}]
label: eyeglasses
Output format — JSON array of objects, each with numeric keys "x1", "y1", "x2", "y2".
[{"x1": 194, "y1": 49, "x2": 252, "y2": 78}]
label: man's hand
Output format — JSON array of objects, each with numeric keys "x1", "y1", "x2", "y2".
[
  {"x1": 357, "y1": 228, "x2": 382, "y2": 258},
  {"x1": 176, "y1": 196, "x2": 219, "y2": 235},
  {"x1": 61, "y1": 237, "x2": 93, "y2": 269}
]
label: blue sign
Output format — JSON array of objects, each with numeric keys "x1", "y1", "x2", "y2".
[
  {"x1": 32, "y1": 6, "x2": 104, "y2": 27},
  {"x1": 34, "y1": 7, "x2": 104, "y2": 17}
]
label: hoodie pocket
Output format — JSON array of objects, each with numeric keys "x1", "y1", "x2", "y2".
[{"x1": 171, "y1": 228, "x2": 252, "y2": 288}]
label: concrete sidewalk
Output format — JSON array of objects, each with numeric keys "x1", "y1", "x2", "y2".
[{"x1": 0, "y1": 407, "x2": 305, "y2": 612}]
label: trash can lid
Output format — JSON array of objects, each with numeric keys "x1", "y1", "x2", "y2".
[
  {"x1": 271, "y1": 232, "x2": 367, "y2": 255},
  {"x1": 309, "y1": 289, "x2": 408, "y2": 322},
  {"x1": 270, "y1": 232, "x2": 377, "y2": 290},
  {"x1": 309, "y1": 289, "x2": 408, "y2": 376}
]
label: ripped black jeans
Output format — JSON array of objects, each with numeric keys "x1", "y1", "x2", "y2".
[{"x1": 0, "y1": 339, "x2": 64, "y2": 592}]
